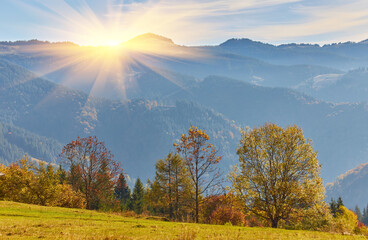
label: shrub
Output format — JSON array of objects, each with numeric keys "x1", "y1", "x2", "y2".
[
  {"x1": 211, "y1": 205, "x2": 245, "y2": 226},
  {"x1": 282, "y1": 202, "x2": 333, "y2": 231},
  {"x1": 202, "y1": 194, "x2": 245, "y2": 226},
  {"x1": 51, "y1": 183, "x2": 86, "y2": 208}
]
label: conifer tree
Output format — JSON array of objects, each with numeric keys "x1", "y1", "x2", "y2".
[
  {"x1": 115, "y1": 172, "x2": 131, "y2": 211},
  {"x1": 57, "y1": 165, "x2": 67, "y2": 184},
  {"x1": 132, "y1": 178, "x2": 144, "y2": 214},
  {"x1": 355, "y1": 205, "x2": 363, "y2": 222}
]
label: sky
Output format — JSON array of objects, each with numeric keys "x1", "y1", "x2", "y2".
[{"x1": 1, "y1": 0, "x2": 368, "y2": 46}]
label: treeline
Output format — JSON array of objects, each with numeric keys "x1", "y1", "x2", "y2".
[{"x1": 1, "y1": 124, "x2": 368, "y2": 236}]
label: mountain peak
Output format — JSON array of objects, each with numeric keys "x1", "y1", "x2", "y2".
[
  {"x1": 219, "y1": 38, "x2": 274, "y2": 48},
  {"x1": 126, "y1": 33, "x2": 174, "y2": 45}
]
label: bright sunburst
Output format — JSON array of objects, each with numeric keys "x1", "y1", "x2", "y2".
[{"x1": 11, "y1": 0, "x2": 208, "y2": 106}]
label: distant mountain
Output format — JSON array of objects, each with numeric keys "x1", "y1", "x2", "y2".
[
  {"x1": 0, "y1": 34, "x2": 341, "y2": 98},
  {"x1": 214, "y1": 38, "x2": 368, "y2": 70},
  {"x1": 124, "y1": 33, "x2": 174, "y2": 45},
  {"x1": 326, "y1": 163, "x2": 368, "y2": 209},
  {"x1": 296, "y1": 68, "x2": 368, "y2": 102}
]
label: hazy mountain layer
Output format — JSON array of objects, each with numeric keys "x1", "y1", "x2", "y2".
[
  {"x1": 296, "y1": 68, "x2": 368, "y2": 103},
  {"x1": 326, "y1": 163, "x2": 368, "y2": 209},
  {"x1": 0, "y1": 60, "x2": 239, "y2": 178}
]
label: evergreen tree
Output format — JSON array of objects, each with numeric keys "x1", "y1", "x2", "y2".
[
  {"x1": 330, "y1": 197, "x2": 344, "y2": 217},
  {"x1": 362, "y1": 204, "x2": 368, "y2": 225},
  {"x1": 132, "y1": 178, "x2": 144, "y2": 214},
  {"x1": 355, "y1": 205, "x2": 363, "y2": 222},
  {"x1": 57, "y1": 165, "x2": 67, "y2": 184},
  {"x1": 115, "y1": 172, "x2": 131, "y2": 211}
]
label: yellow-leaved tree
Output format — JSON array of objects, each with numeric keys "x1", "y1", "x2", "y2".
[
  {"x1": 174, "y1": 126, "x2": 222, "y2": 223},
  {"x1": 230, "y1": 123, "x2": 325, "y2": 228}
]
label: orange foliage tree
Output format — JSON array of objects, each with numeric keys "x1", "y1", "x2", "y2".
[
  {"x1": 174, "y1": 126, "x2": 222, "y2": 223},
  {"x1": 60, "y1": 136, "x2": 120, "y2": 209}
]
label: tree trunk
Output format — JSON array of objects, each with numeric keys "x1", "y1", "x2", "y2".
[
  {"x1": 195, "y1": 182, "x2": 199, "y2": 223},
  {"x1": 271, "y1": 218, "x2": 278, "y2": 228}
]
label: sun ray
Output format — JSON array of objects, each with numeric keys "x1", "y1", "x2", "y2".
[{"x1": 8, "y1": 1, "x2": 211, "y2": 103}]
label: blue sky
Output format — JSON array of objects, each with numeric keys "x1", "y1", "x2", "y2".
[{"x1": 1, "y1": 0, "x2": 368, "y2": 46}]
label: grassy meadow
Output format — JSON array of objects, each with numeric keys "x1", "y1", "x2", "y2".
[{"x1": 0, "y1": 201, "x2": 365, "y2": 240}]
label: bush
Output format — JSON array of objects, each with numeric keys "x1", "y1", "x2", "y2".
[
  {"x1": 202, "y1": 194, "x2": 245, "y2": 226},
  {"x1": 211, "y1": 205, "x2": 245, "y2": 226},
  {"x1": 51, "y1": 184, "x2": 86, "y2": 208},
  {"x1": 282, "y1": 202, "x2": 333, "y2": 231}
]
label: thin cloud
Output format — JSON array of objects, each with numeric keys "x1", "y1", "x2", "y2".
[
  {"x1": 5, "y1": 0, "x2": 368, "y2": 45},
  {"x1": 236, "y1": 0, "x2": 368, "y2": 44}
]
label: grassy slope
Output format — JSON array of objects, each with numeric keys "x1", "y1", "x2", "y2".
[{"x1": 0, "y1": 201, "x2": 364, "y2": 240}]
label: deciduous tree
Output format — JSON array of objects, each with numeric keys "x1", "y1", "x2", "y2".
[
  {"x1": 60, "y1": 136, "x2": 120, "y2": 209},
  {"x1": 174, "y1": 126, "x2": 222, "y2": 223},
  {"x1": 230, "y1": 123, "x2": 324, "y2": 228}
]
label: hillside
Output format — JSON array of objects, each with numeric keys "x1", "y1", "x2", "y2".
[
  {"x1": 0, "y1": 122, "x2": 62, "y2": 165},
  {"x1": 296, "y1": 68, "x2": 368, "y2": 103},
  {"x1": 0, "y1": 60, "x2": 239, "y2": 178},
  {"x1": 326, "y1": 163, "x2": 368, "y2": 209},
  {"x1": 0, "y1": 201, "x2": 362, "y2": 239}
]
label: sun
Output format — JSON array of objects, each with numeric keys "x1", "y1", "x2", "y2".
[{"x1": 103, "y1": 40, "x2": 121, "y2": 47}]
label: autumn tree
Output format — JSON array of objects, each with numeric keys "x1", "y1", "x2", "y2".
[
  {"x1": 151, "y1": 152, "x2": 193, "y2": 220},
  {"x1": 60, "y1": 136, "x2": 120, "y2": 209},
  {"x1": 115, "y1": 172, "x2": 131, "y2": 211},
  {"x1": 132, "y1": 178, "x2": 144, "y2": 214},
  {"x1": 174, "y1": 126, "x2": 222, "y2": 223},
  {"x1": 230, "y1": 123, "x2": 324, "y2": 228}
]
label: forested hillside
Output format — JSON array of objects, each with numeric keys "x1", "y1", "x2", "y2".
[
  {"x1": 0, "y1": 60, "x2": 239, "y2": 178},
  {"x1": 0, "y1": 122, "x2": 62, "y2": 165}
]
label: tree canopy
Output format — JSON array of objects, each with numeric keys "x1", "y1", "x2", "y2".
[
  {"x1": 59, "y1": 136, "x2": 120, "y2": 209},
  {"x1": 230, "y1": 123, "x2": 324, "y2": 228}
]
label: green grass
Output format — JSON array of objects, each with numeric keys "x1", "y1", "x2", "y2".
[{"x1": 0, "y1": 201, "x2": 365, "y2": 240}]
